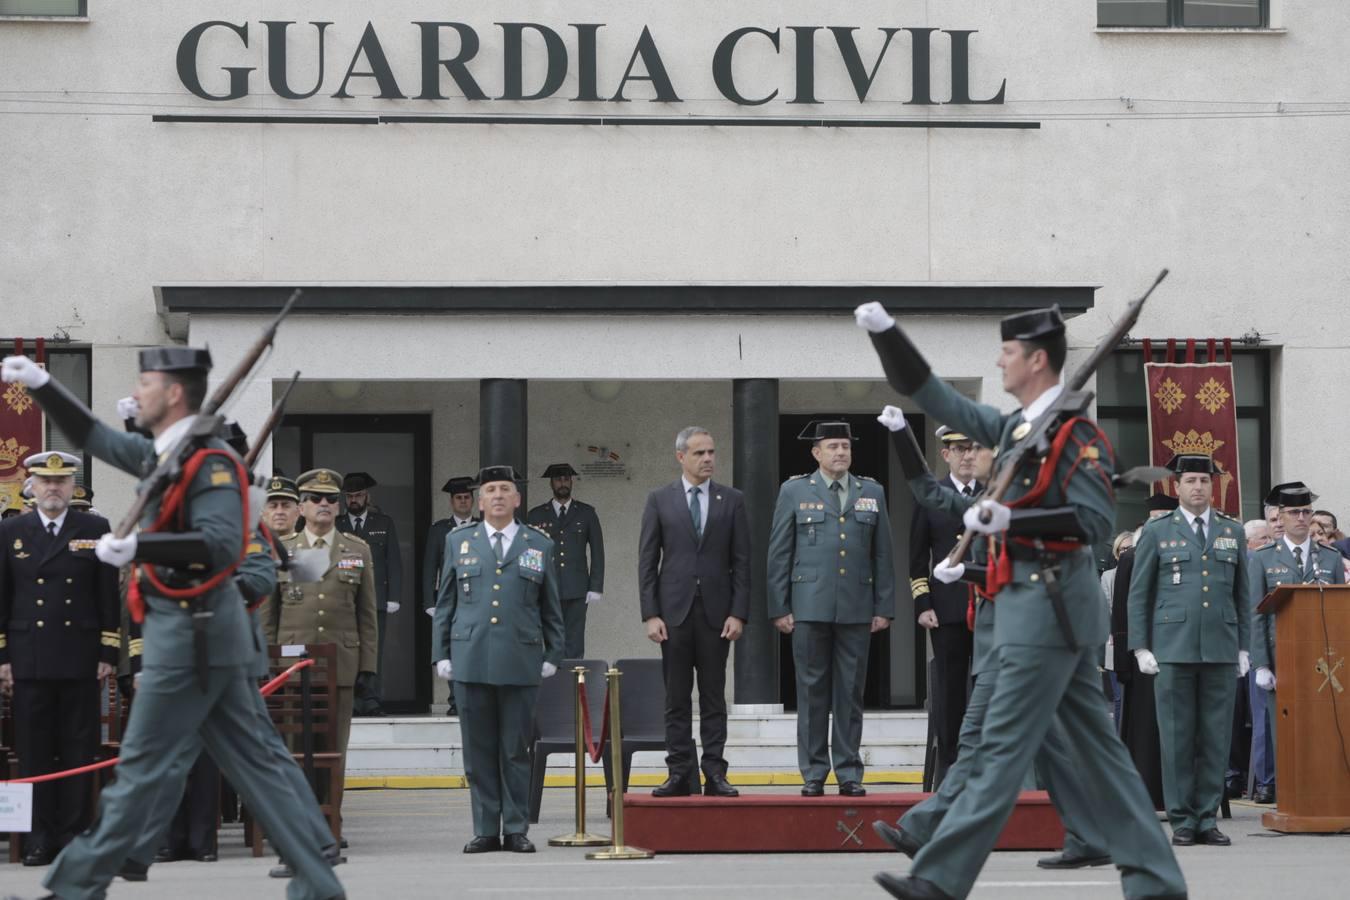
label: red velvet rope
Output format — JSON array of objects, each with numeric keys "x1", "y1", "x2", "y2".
[
  {"x1": 577, "y1": 679, "x2": 610, "y2": 764},
  {"x1": 1, "y1": 659, "x2": 316, "y2": 785}
]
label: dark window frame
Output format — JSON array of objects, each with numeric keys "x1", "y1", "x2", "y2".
[
  {"x1": 1098, "y1": 0, "x2": 1269, "y2": 28},
  {"x1": 0, "y1": 0, "x2": 87, "y2": 17}
]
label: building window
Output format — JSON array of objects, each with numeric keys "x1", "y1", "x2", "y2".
[
  {"x1": 1098, "y1": 0, "x2": 1267, "y2": 28},
  {"x1": 0, "y1": 0, "x2": 85, "y2": 16},
  {"x1": 1096, "y1": 348, "x2": 1271, "y2": 536}
]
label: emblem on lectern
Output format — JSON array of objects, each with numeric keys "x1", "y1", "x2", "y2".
[{"x1": 1315, "y1": 654, "x2": 1345, "y2": 694}]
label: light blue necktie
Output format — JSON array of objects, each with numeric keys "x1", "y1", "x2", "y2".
[{"x1": 689, "y1": 487, "x2": 702, "y2": 539}]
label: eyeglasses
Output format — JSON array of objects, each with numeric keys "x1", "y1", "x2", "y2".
[
  {"x1": 1284, "y1": 508, "x2": 1314, "y2": 518},
  {"x1": 302, "y1": 493, "x2": 341, "y2": 505}
]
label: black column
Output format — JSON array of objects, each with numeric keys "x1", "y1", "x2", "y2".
[
  {"x1": 479, "y1": 379, "x2": 528, "y2": 509},
  {"x1": 732, "y1": 378, "x2": 779, "y2": 705}
]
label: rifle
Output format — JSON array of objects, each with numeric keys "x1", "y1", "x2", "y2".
[
  {"x1": 945, "y1": 269, "x2": 1168, "y2": 567},
  {"x1": 244, "y1": 370, "x2": 301, "y2": 471},
  {"x1": 113, "y1": 289, "x2": 302, "y2": 540}
]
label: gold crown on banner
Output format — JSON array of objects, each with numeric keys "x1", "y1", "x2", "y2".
[
  {"x1": 0, "y1": 437, "x2": 27, "y2": 470},
  {"x1": 1161, "y1": 429, "x2": 1226, "y2": 457}
]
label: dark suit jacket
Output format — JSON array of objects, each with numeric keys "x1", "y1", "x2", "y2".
[
  {"x1": 638, "y1": 479, "x2": 751, "y2": 629},
  {"x1": 1335, "y1": 536, "x2": 1350, "y2": 560},
  {"x1": 909, "y1": 477, "x2": 982, "y2": 626},
  {"x1": 0, "y1": 509, "x2": 120, "y2": 679},
  {"x1": 1110, "y1": 547, "x2": 1138, "y2": 680},
  {"x1": 338, "y1": 509, "x2": 402, "y2": 609}
]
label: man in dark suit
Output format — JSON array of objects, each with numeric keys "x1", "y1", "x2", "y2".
[
  {"x1": 638, "y1": 426, "x2": 750, "y2": 798},
  {"x1": 525, "y1": 463, "x2": 605, "y2": 658},
  {"x1": 424, "y1": 475, "x2": 479, "y2": 715},
  {"x1": 0, "y1": 452, "x2": 120, "y2": 866},
  {"x1": 910, "y1": 425, "x2": 982, "y2": 776},
  {"x1": 338, "y1": 471, "x2": 402, "y2": 716}
]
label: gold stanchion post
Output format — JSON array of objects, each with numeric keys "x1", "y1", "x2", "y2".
[
  {"x1": 587, "y1": 666, "x2": 654, "y2": 860},
  {"x1": 549, "y1": 667, "x2": 608, "y2": 847}
]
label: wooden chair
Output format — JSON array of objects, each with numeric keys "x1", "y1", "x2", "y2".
[{"x1": 242, "y1": 643, "x2": 343, "y2": 856}]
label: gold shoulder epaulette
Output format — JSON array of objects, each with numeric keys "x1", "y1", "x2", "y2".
[
  {"x1": 528, "y1": 523, "x2": 550, "y2": 535},
  {"x1": 859, "y1": 475, "x2": 880, "y2": 484},
  {"x1": 341, "y1": 532, "x2": 370, "y2": 549},
  {"x1": 787, "y1": 473, "x2": 810, "y2": 482}
]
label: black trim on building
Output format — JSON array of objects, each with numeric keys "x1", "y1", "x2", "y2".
[{"x1": 152, "y1": 114, "x2": 1040, "y2": 130}]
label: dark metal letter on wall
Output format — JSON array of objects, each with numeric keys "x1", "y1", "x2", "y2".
[
  {"x1": 480, "y1": 379, "x2": 529, "y2": 510},
  {"x1": 177, "y1": 21, "x2": 254, "y2": 101},
  {"x1": 733, "y1": 378, "x2": 779, "y2": 705}
]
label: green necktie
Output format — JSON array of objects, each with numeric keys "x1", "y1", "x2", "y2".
[
  {"x1": 830, "y1": 480, "x2": 843, "y2": 512},
  {"x1": 493, "y1": 531, "x2": 506, "y2": 563},
  {"x1": 690, "y1": 487, "x2": 702, "y2": 539}
]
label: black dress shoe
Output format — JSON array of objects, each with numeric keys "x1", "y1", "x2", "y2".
[
  {"x1": 463, "y1": 835, "x2": 502, "y2": 853},
  {"x1": 1252, "y1": 786, "x2": 1275, "y2": 804},
  {"x1": 193, "y1": 850, "x2": 218, "y2": 862},
  {"x1": 1037, "y1": 851, "x2": 1112, "y2": 869},
  {"x1": 651, "y1": 775, "x2": 692, "y2": 797},
  {"x1": 503, "y1": 833, "x2": 536, "y2": 853},
  {"x1": 153, "y1": 847, "x2": 178, "y2": 863},
  {"x1": 872, "y1": 821, "x2": 922, "y2": 858},
  {"x1": 1196, "y1": 828, "x2": 1231, "y2": 846},
  {"x1": 118, "y1": 859, "x2": 150, "y2": 881},
  {"x1": 873, "y1": 872, "x2": 955, "y2": 900},
  {"x1": 339, "y1": 837, "x2": 349, "y2": 849},
  {"x1": 22, "y1": 846, "x2": 54, "y2": 867},
  {"x1": 801, "y1": 780, "x2": 824, "y2": 797},
  {"x1": 839, "y1": 781, "x2": 867, "y2": 797},
  {"x1": 1171, "y1": 827, "x2": 1195, "y2": 846},
  {"x1": 1224, "y1": 776, "x2": 1245, "y2": 799},
  {"x1": 703, "y1": 775, "x2": 739, "y2": 797}
]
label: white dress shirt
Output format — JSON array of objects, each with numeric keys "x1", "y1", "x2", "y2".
[
  {"x1": 487, "y1": 520, "x2": 521, "y2": 555},
  {"x1": 37, "y1": 509, "x2": 68, "y2": 535},
  {"x1": 1021, "y1": 382, "x2": 1065, "y2": 422},
  {"x1": 1181, "y1": 507, "x2": 1212, "y2": 537},
  {"x1": 552, "y1": 499, "x2": 569, "y2": 519}
]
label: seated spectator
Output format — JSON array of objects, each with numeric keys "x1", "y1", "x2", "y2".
[{"x1": 1244, "y1": 519, "x2": 1272, "y2": 551}]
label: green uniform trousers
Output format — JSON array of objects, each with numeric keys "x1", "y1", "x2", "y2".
[
  {"x1": 909, "y1": 644, "x2": 1185, "y2": 900},
  {"x1": 1155, "y1": 662, "x2": 1236, "y2": 833},
  {"x1": 454, "y1": 681, "x2": 539, "y2": 837},
  {"x1": 900, "y1": 672, "x2": 1109, "y2": 860},
  {"x1": 561, "y1": 597, "x2": 588, "y2": 659},
  {"x1": 791, "y1": 621, "x2": 870, "y2": 784},
  {"x1": 45, "y1": 665, "x2": 342, "y2": 900}
]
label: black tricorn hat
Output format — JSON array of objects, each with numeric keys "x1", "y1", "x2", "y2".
[
  {"x1": 798, "y1": 420, "x2": 856, "y2": 442},
  {"x1": 1000, "y1": 306, "x2": 1066, "y2": 342},
  {"x1": 1165, "y1": 454, "x2": 1219, "y2": 476},
  {"x1": 1266, "y1": 481, "x2": 1316, "y2": 508},
  {"x1": 541, "y1": 463, "x2": 579, "y2": 479},
  {"x1": 343, "y1": 472, "x2": 377, "y2": 492},
  {"x1": 138, "y1": 347, "x2": 212, "y2": 374},
  {"x1": 442, "y1": 476, "x2": 476, "y2": 496},
  {"x1": 476, "y1": 465, "x2": 524, "y2": 487},
  {"x1": 1146, "y1": 493, "x2": 1180, "y2": 512}
]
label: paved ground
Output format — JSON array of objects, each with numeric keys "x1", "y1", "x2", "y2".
[{"x1": 4, "y1": 788, "x2": 1346, "y2": 899}]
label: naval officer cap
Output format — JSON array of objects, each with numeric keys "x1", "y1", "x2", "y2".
[
  {"x1": 25, "y1": 451, "x2": 81, "y2": 477},
  {"x1": 1266, "y1": 481, "x2": 1316, "y2": 508},
  {"x1": 476, "y1": 465, "x2": 524, "y2": 487},
  {"x1": 442, "y1": 476, "x2": 477, "y2": 496},
  {"x1": 541, "y1": 463, "x2": 578, "y2": 479},
  {"x1": 70, "y1": 485, "x2": 94, "y2": 508},
  {"x1": 798, "y1": 421, "x2": 857, "y2": 442},
  {"x1": 138, "y1": 346, "x2": 212, "y2": 374},
  {"x1": 1000, "y1": 305, "x2": 1066, "y2": 342},
  {"x1": 297, "y1": 468, "x2": 343, "y2": 495},
  {"x1": 267, "y1": 475, "x2": 300, "y2": 502},
  {"x1": 1146, "y1": 493, "x2": 1180, "y2": 512},
  {"x1": 935, "y1": 425, "x2": 971, "y2": 444},
  {"x1": 342, "y1": 472, "x2": 377, "y2": 492},
  {"x1": 1165, "y1": 454, "x2": 1220, "y2": 475}
]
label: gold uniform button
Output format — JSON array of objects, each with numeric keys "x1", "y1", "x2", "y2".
[
  {"x1": 36, "y1": 578, "x2": 44, "y2": 585},
  {"x1": 180, "y1": 601, "x2": 190, "y2": 609},
  {"x1": 36, "y1": 621, "x2": 44, "y2": 628},
  {"x1": 838, "y1": 516, "x2": 846, "y2": 524},
  {"x1": 839, "y1": 550, "x2": 846, "y2": 557},
  {"x1": 494, "y1": 584, "x2": 501, "y2": 591},
  {"x1": 318, "y1": 593, "x2": 325, "y2": 600},
  {"x1": 1202, "y1": 570, "x2": 1209, "y2": 577},
  {"x1": 490, "y1": 616, "x2": 499, "y2": 624},
  {"x1": 65, "y1": 620, "x2": 71, "y2": 627},
  {"x1": 840, "y1": 534, "x2": 847, "y2": 540},
  {"x1": 318, "y1": 610, "x2": 325, "y2": 616},
  {"x1": 1023, "y1": 478, "x2": 1032, "y2": 486},
  {"x1": 36, "y1": 599, "x2": 43, "y2": 606},
  {"x1": 1203, "y1": 601, "x2": 1210, "y2": 608},
  {"x1": 838, "y1": 568, "x2": 846, "y2": 575},
  {"x1": 66, "y1": 578, "x2": 73, "y2": 584},
  {"x1": 1201, "y1": 586, "x2": 1209, "y2": 592},
  {"x1": 1030, "y1": 573, "x2": 1040, "y2": 582},
  {"x1": 1201, "y1": 555, "x2": 1208, "y2": 561},
  {"x1": 317, "y1": 625, "x2": 325, "y2": 632},
  {"x1": 561, "y1": 562, "x2": 566, "y2": 568},
  {"x1": 492, "y1": 600, "x2": 500, "y2": 607},
  {"x1": 65, "y1": 599, "x2": 72, "y2": 605},
  {"x1": 496, "y1": 568, "x2": 502, "y2": 575}
]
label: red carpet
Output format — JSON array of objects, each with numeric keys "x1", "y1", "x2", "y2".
[{"x1": 622, "y1": 790, "x2": 1064, "y2": 853}]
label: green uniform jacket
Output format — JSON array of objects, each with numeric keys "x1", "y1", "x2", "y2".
[
  {"x1": 1126, "y1": 509, "x2": 1249, "y2": 663},
  {"x1": 432, "y1": 522, "x2": 565, "y2": 685},
  {"x1": 1248, "y1": 539, "x2": 1345, "y2": 671},
  {"x1": 524, "y1": 500, "x2": 605, "y2": 599},
  {"x1": 236, "y1": 527, "x2": 278, "y2": 679},
  {"x1": 81, "y1": 421, "x2": 259, "y2": 670},
  {"x1": 422, "y1": 515, "x2": 478, "y2": 610},
  {"x1": 911, "y1": 376, "x2": 1115, "y2": 650},
  {"x1": 262, "y1": 530, "x2": 379, "y2": 687},
  {"x1": 766, "y1": 472, "x2": 896, "y2": 624}
]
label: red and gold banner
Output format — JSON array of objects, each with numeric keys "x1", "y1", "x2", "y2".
[
  {"x1": 1145, "y1": 361, "x2": 1242, "y2": 516},
  {"x1": 0, "y1": 339, "x2": 45, "y2": 512}
]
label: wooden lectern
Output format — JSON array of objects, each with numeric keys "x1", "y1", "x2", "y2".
[{"x1": 1256, "y1": 583, "x2": 1350, "y2": 833}]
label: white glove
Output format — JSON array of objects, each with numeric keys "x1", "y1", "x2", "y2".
[
  {"x1": 854, "y1": 302, "x2": 896, "y2": 334},
  {"x1": 1256, "y1": 667, "x2": 1276, "y2": 691},
  {"x1": 877, "y1": 405, "x2": 907, "y2": 432},
  {"x1": 116, "y1": 396, "x2": 140, "y2": 420},
  {"x1": 1134, "y1": 649, "x2": 1160, "y2": 676},
  {"x1": 424, "y1": 607, "x2": 436, "y2": 617},
  {"x1": 963, "y1": 499, "x2": 1011, "y2": 535},
  {"x1": 95, "y1": 533, "x2": 137, "y2": 567},
  {"x1": 1, "y1": 355, "x2": 49, "y2": 388},
  {"x1": 933, "y1": 557, "x2": 965, "y2": 585},
  {"x1": 541, "y1": 661, "x2": 558, "y2": 678},
  {"x1": 386, "y1": 602, "x2": 401, "y2": 614},
  {"x1": 436, "y1": 659, "x2": 452, "y2": 680},
  {"x1": 585, "y1": 591, "x2": 603, "y2": 605},
  {"x1": 1238, "y1": 650, "x2": 1251, "y2": 678}
]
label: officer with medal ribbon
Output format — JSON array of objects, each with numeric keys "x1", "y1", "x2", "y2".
[
  {"x1": 1, "y1": 348, "x2": 344, "y2": 900},
  {"x1": 1247, "y1": 481, "x2": 1344, "y2": 805},
  {"x1": 525, "y1": 462, "x2": 605, "y2": 658},
  {"x1": 855, "y1": 302, "x2": 1185, "y2": 900},
  {"x1": 0, "y1": 452, "x2": 120, "y2": 866},
  {"x1": 1127, "y1": 453, "x2": 1250, "y2": 846},
  {"x1": 767, "y1": 420, "x2": 895, "y2": 797},
  {"x1": 432, "y1": 465, "x2": 565, "y2": 853}
]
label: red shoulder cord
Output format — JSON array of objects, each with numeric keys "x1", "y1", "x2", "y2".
[
  {"x1": 983, "y1": 417, "x2": 1116, "y2": 599},
  {"x1": 125, "y1": 449, "x2": 251, "y2": 623}
]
